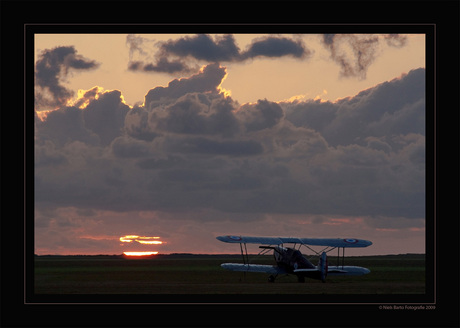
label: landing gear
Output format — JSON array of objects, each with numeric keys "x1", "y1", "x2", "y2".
[{"x1": 268, "y1": 275, "x2": 276, "y2": 283}]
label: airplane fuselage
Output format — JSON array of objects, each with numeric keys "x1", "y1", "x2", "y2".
[
  {"x1": 271, "y1": 246, "x2": 325, "y2": 282},
  {"x1": 273, "y1": 246, "x2": 313, "y2": 271}
]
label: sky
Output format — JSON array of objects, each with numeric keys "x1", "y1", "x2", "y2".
[{"x1": 34, "y1": 33, "x2": 426, "y2": 256}]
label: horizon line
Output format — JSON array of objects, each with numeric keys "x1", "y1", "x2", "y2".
[{"x1": 34, "y1": 252, "x2": 426, "y2": 257}]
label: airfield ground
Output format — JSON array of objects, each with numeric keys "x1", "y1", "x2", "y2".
[{"x1": 33, "y1": 254, "x2": 425, "y2": 295}]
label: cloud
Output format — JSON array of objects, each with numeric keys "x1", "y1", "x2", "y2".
[
  {"x1": 321, "y1": 34, "x2": 408, "y2": 79},
  {"x1": 235, "y1": 99, "x2": 284, "y2": 132},
  {"x1": 127, "y1": 34, "x2": 311, "y2": 74},
  {"x1": 35, "y1": 46, "x2": 99, "y2": 109},
  {"x1": 36, "y1": 87, "x2": 131, "y2": 147},
  {"x1": 144, "y1": 63, "x2": 227, "y2": 108},
  {"x1": 128, "y1": 57, "x2": 193, "y2": 74},
  {"x1": 321, "y1": 34, "x2": 379, "y2": 79},
  {"x1": 126, "y1": 34, "x2": 149, "y2": 61},
  {"x1": 127, "y1": 64, "x2": 242, "y2": 144},
  {"x1": 384, "y1": 34, "x2": 408, "y2": 48},
  {"x1": 159, "y1": 34, "x2": 241, "y2": 62},
  {"x1": 82, "y1": 89, "x2": 131, "y2": 146},
  {"x1": 241, "y1": 36, "x2": 308, "y2": 59},
  {"x1": 126, "y1": 33, "x2": 408, "y2": 81},
  {"x1": 35, "y1": 62, "x2": 426, "y2": 255},
  {"x1": 159, "y1": 34, "x2": 309, "y2": 62},
  {"x1": 126, "y1": 34, "x2": 196, "y2": 74},
  {"x1": 35, "y1": 106, "x2": 100, "y2": 147},
  {"x1": 162, "y1": 136, "x2": 264, "y2": 157},
  {"x1": 148, "y1": 93, "x2": 241, "y2": 137},
  {"x1": 283, "y1": 68, "x2": 425, "y2": 147}
]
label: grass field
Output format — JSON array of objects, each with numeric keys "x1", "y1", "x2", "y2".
[{"x1": 34, "y1": 254, "x2": 425, "y2": 295}]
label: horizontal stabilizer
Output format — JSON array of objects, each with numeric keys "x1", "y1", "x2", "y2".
[
  {"x1": 326, "y1": 266, "x2": 371, "y2": 276},
  {"x1": 324, "y1": 269, "x2": 348, "y2": 274}
]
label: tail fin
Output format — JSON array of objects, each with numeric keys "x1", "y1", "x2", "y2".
[{"x1": 318, "y1": 252, "x2": 328, "y2": 283}]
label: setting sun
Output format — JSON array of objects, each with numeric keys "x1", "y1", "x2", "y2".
[
  {"x1": 119, "y1": 235, "x2": 164, "y2": 256},
  {"x1": 123, "y1": 251, "x2": 158, "y2": 256}
]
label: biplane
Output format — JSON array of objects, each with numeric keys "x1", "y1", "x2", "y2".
[{"x1": 216, "y1": 235, "x2": 372, "y2": 283}]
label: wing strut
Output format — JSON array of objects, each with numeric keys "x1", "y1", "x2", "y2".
[
  {"x1": 337, "y1": 247, "x2": 340, "y2": 268},
  {"x1": 335, "y1": 247, "x2": 346, "y2": 269},
  {"x1": 239, "y1": 242, "x2": 249, "y2": 264}
]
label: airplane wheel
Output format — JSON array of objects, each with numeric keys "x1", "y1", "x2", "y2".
[{"x1": 268, "y1": 275, "x2": 275, "y2": 283}]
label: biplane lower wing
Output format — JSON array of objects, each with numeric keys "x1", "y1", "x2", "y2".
[
  {"x1": 216, "y1": 235, "x2": 372, "y2": 248},
  {"x1": 221, "y1": 263, "x2": 286, "y2": 275},
  {"x1": 222, "y1": 264, "x2": 369, "y2": 276},
  {"x1": 293, "y1": 266, "x2": 370, "y2": 275}
]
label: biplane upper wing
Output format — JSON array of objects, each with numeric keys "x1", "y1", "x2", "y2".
[
  {"x1": 217, "y1": 235, "x2": 289, "y2": 245},
  {"x1": 216, "y1": 236, "x2": 372, "y2": 248},
  {"x1": 298, "y1": 238, "x2": 372, "y2": 248}
]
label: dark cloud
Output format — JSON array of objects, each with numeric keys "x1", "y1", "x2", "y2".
[
  {"x1": 35, "y1": 140, "x2": 68, "y2": 167},
  {"x1": 126, "y1": 34, "x2": 195, "y2": 74},
  {"x1": 35, "y1": 106, "x2": 100, "y2": 146},
  {"x1": 283, "y1": 68, "x2": 425, "y2": 147},
  {"x1": 111, "y1": 136, "x2": 152, "y2": 159},
  {"x1": 160, "y1": 34, "x2": 241, "y2": 62},
  {"x1": 384, "y1": 34, "x2": 408, "y2": 48},
  {"x1": 35, "y1": 63, "x2": 425, "y2": 238},
  {"x1": 126, "y1": 34, "x2": 148, "y2": 61},
  {"x1": 321, "y1": 34, "x2": 379, "y2": 79},
  {"x1": 82, "y1": 90, "x2": 131, "y2": 146},
  {"x1": 36, "y1": 88, "x2": 131, "y2": 147},
  {"x1": 144, "y1": 63, "x2": 227, "y2": 108},
  {"x1": 126, "y1": 33, "x2": 407, "y2": 80},
  {"x1": 236, "y1": 99, "x2": 284, "y2": 132},
  {"x1": 150, "y1": 93, "x2": 241, "y2": 137},
  {"x1": 35, "y1": 46, "x2": 99, "y2": 108},
  {"x1": 124, "y1": 105, "x2": 160, "y2": 142},
  {"x1": 128, "y1": 34, "x2": 311, "y2": 74},
  {"x1": 159, "y1": 34, "x2": 309, "y2": 62},
  {"x1": 241, "y1": 36, "x2": 308, "y2": 59},
  {"x1": 163, "y1": 136, "x2": 264, "y2": 157},
  {"x1": 321, "y1": 34, "x2": 408, "y2": 79},
  {"x1": 128, "y1": 57, "x2": 193, "y2": 74},
  {"x1": 125, "y1": 64, "x2": 240, "y2": 142}
]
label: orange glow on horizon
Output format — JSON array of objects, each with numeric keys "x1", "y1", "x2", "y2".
[
  {"x1": 119, "y1": 235, "x2": 163, "y2": 244},
  {"x1": 120, "y1": 235, "x2": 140, "y2": 242},
  {"x1": 123, "y1": 251, "x2": 158, "y2": 256},
  {"x1": 137, "y1": 240, "x2": 163, "y2": 245}
]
